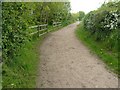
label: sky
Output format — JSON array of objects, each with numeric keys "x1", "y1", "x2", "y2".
[{"x1": 70, "y1": 0, "x2": 107, "y2": 14}]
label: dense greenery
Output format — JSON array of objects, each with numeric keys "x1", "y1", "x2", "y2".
[
  {"x1": 71, "y1": 13, "x2": 79, "y2": 21},
  {"x1": 70, "y1": 11, "x2": 85, "y2": 22},
  {"x1": 78, "y1": 11, "x2": 85, "y2": 21},
  {"x1": 77, "y1": 1, "x2": 120, "y2": 75},
  {"x1": 2, "y1": 2, "x2": 73, "y2": 88},
  {"x1": 2, "y1": 35, "x2": 41, "y2": 88},
  {"x1": 83, "y1": 1, "x2": 120, "y2": 52},
  {"x1": 76, "y1": 23, "x2": 118, "y2": 75},
  {"x1": 0, "y1": 2, "x2": 1, "y2": 41},
  {"x1": 2, "y1": 2, "x2": 72, "y2": 63}
]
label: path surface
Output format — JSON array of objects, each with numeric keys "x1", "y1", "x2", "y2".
[{"x1": 36, "y1": 22, "x2": 118, "y2": 88}]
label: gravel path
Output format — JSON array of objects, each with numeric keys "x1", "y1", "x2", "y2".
[{"x1": 36, "y1": 22, "x2": 118, "y2": 88}]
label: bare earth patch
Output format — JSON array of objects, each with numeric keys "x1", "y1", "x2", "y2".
[{"x1": 36, "y1": 22, "x2": 118, "y2": 88}]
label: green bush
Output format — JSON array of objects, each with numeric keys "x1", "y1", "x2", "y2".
[
  {"x1": 2, "y1": 2, "x2": 72, "y2": 63},
  {"x1": 83, "y1": 1, "x2": 120, "y2": 51},
  {"x1": 2, "y1": 3, "x2": 31, "y2": 63}
]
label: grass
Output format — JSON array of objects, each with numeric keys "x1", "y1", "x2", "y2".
[
  {"x1": 2, "y1": 22, "x2": 71, "y2": 88},
  {"x1": 2, "y1": 34, "x2": 45, "y2": 88},
  {"x1": 75, "y1": 22, "x2": 119, "y2": 76}
]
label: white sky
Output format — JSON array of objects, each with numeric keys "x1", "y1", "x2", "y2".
[{"x1": 70, "y1": 0, "x2": 107, "y2": 14}]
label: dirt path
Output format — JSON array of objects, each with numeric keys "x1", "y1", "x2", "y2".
[{"x1": 36, "y1": 22, "x2": 118, "y2": 88}]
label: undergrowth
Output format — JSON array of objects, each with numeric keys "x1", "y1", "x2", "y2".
[{"x1": 2, "y1": 34, "x2": 44, "y2": 88}]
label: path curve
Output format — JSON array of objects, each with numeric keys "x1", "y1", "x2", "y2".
[{"x1": 36, "y1": 22, "x2": 118, "y2": 88}]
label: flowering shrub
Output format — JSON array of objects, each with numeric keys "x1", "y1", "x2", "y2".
[
  {"x1": 104, "y1": 11, "x2": 119, "y2": 30},
  {"x1": 83, "y1": 1, "x2": 120, "y2": 51}
]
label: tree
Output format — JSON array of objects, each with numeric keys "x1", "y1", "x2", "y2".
[{"x1": 79, "y1": 11, "x2": 85, "y2": 21}]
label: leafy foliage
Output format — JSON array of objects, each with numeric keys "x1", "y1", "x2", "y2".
[
  {"x1": 2, "y1": 2, "x2": 73, "y2": 88},
  {"x1": 76, "y1": 22, "x2": 119, "y2": 75},
  {"x1": 77, "y1": 0, "x2": 120, "y2": 75},
  {"x1": 2, "y1": 2, "x2": 72, "y2": 63},
  {"x1": 83, "y1": 1, "x2": 120, "y2": 51},
  {"x1": 78, "y1": 11, "x2": 85, "y2": 21}
]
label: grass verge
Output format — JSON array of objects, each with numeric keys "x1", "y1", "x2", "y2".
[
  {"x1": 76, "y1": 22, "x2": 119, "y2": 76},
  {"x1": 2, "y1": 34, "x2": 46, "y2": 88}
]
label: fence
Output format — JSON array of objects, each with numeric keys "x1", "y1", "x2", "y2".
[
  {"x1": 29, "y1": 22, "x2": 62, "y2": 36},
  {"x1": 53, "y1": 22, "x2": 61, "y2": 27},
  {"x1": 29, "y1": 24, "x2": 48, "y2": 36}
]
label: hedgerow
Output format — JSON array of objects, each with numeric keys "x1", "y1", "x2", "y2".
[
  {"x1": 83, "y1": 1, "x2": 120, "y2": 51},
  {"x1": 2, "y1": 3, "x2": 31, "y2": 63},
  {"x1": 2, "y1": 2, "x2": 72, "y2": 63}
]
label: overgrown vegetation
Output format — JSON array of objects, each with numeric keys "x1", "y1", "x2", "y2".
[
  {"x1": 2, "y1": 2, "x2": 72, "y2": 62},
  {"x1": 76, "y1": 1, "x2": 120, "y2": 75},
  {"x1": 71, "y1": 11, "x2": 85, "y2": 21},
  {"x1": 2, "y1": 2, "x2": 74, "y2": 88},
  {"x1": 2, "y1": 34, "x2": 42, "y2": 88},
  {"x1": 78, "y1": 11, "x2": 85, "y2": 21}
]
